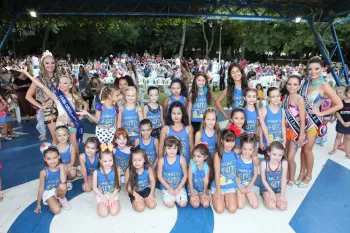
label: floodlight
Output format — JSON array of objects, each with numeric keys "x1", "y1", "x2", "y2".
[
  {"x1": 30, "y1": 11, "x2": 37, "y2": 17},
  {"x1": 295, "y1": 17, "x2": 301, "y2": 23}
]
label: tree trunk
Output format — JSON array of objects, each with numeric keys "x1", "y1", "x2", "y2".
[
  {"x1": 179, "y1": 22, "x2": 186, "y2": 58},
  {"x1": 299, "y1": 48, "x2": 303, "y2": 64},
  {"x1": 241, "y1": 23, "x2": 253, "y2": 59},
  {"x1": 12, "y1": 34, "x2": 16, "y2": 57},
  {"x1": 159, "y1": 46, "x2": 163, "y2": 58},
  {"x1": 202, "y1": 22, "x2": 209, "y2": 58},
  {"x1": 42, "y1": 24, "x2": 51, "y2": 52},
  {"x1": 208, "y1": 25, "x2": 217, "y2": 58}
]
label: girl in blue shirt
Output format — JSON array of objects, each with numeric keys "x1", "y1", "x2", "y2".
[
  {"x1": 159, "y1": 102, "x2": 194, "y2": 164},
  {"x1": 125, "y1": 149, "x2": 157, "y2": 212},
  {"x1": 112, "y1": 128, "x2": 132, "y2": 185},
  {"x1": 194, "y1": 108, "x2": 220, "y2": 158},
  {"x1": 187, "y1": 73, "x2": 214, "y2": 134},
  {"x1": 79, "y1": 137, "x2": 100, "y2": 192},
  {"x1": 259, "y1": 87, "x2": 286, "y2": 154},
  {"x1": 78, "y1": 86, "x2": 120, "y2": 144},
  {"x1": 134, "y1": 119, "x2": 159, "y2": 170},
  {"x1": 92, "y1": 143, "x2": 121, "y2": 217},
  {"x1": 55, "y1": 126, "x2": 76, "y2": 190},
  {"x1": 117, "y1": 86, "x2": 144, "y2": 145},
  {"x1": 158, "y1": 136, "x2": 188, "y2": 208},
  {"x1": 216, "y1": 63, "x2": 248, "y2": 119},
  {"x1": 162, "y1": 79, "x2": 188, "y2": 119},
  {"x1": 211, "y1": 129, "x2": 238, "y2": 214},
  {"x1": 187, "y1": 144, "x2": 213, "y2": 208},
  {"x1": 34, "y1": 146, "x2": 71, "y2": 214},
  {"x1": 236, "y1": 133, "x2": 259, "y2": 209},
  {"x1": 260, "y1": 141, "x2": 288, "y2": 211}
]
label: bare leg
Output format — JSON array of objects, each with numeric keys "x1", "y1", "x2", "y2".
[
  {"x1": 301, "y1": 135, "x2": 317, "y2": 184},
  {"x1": 47, "y1": 122, "x2": 58, "y2": 144},
  {"x1": 287, "y1": 141, "x2": 297, "y2": 185},
  {"x1": 329, "y1": 133, "x2": 343, "y2": 155},
  {"x1": 224, "y1": 193, "x2": 238, "y2": 214}
]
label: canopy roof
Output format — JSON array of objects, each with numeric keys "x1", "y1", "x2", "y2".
[{"x1": 1, "y1": 0, "x2": 349, "y2": 22}]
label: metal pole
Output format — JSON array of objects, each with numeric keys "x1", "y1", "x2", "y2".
[
  {"x1": 308, "y1": 19, "x2": 343, "y2": 86},
  {"x1": 0, "y1": 14, "x2": 20, "y2": 51},
  {"x1": 219, "y1": 24, "x2": 222, "y2": 62}
]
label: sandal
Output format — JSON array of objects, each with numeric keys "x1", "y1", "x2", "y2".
[
  {"x1": 10, "y1": 134, "x2": 19, "y2": 138},
  {"x1": 287, "y1": 181, "x2": 294, "y2": 190},
  {"x1": 0, "y1": 191, "x2": 3, "y2": 201},
  {"x1": 4, "y1": 137, "x2": 12, "y2": 140},
  {"x1": 294, "y1": 173, "x2": 305, "y2": 185},
  {"x1": 298, "y1": 176, "x2": 312, "y2": 188}
]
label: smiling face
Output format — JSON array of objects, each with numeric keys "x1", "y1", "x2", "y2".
[
  {"x1": 125, "y1": 89, "x2": 136, "y2": 104},
  {"x1": 286, "y1": 77, "x2": 301, "y2": 94},
  {"x1": 196, "y1": 75, "x2": 206, "y2": 89},
  {"x1": 85, "y1": 142, "x2": 97, "y2": 157},
  {"x1": 192, "y1": 150, "x2": 207, "y2": 166},
  {"x1": 230, "y1": 66, "x2": 242, "y2": 83},
  {"x1": 165, "y1": 144, "x2": 178, "y2": 157},
  {"x1": 148, "y1": 89, "x2": 159, "y2": 103},
  {"x1": 115, "y1": 135, "x2": 127, "y2": 147},
  {"x1": 204, "y1": 111, "x2": 216, "y2": 129},
  {"x1": 119, "y1": 79, "x2": 129, "y2": 94},
  {"x1": 241, "y1": 142, "x2": 254, "y2": 159},
  {"x1": 44, "y1": 151, "x2": 60, "y2": 168},
  {"x1": 223, "y1": 138, "x2": 235, "y2": 152},
  {"x1": 99, "y1": 153, "x2": 114, "y2": 170},
  {"x1": 308, "y1": 62, "x2": 322, "y2": 80},
  {"x1": 231, "y1": 111, "x2": 245, "y2": 129},
  {"x1": 56, "y1": 130, "x2": 69, "y2": 144},
  {"x1": 268, "y1": 147, "x2": 284, "y2": 164},
  {"x1": 268, "y1": 89, "x2": 281, "y2": 106},
  {"x1": 140, "y1": 123, "x2": 152, "y2": 139},
  {"x1": 110, "y1": 90, "x2": 121, "y2": 102},
  {"x1": 42, "y1": 56, "x2": 55, "y2": 73},
  {"x1": 132, "y1": 152, "x2": 145, "y2": 170},
  {"x1": 58, "y1": 76, "x2": 73, "y2": 92},
  {"x1": 245, "y1": 90, "x2": 257, "y2": 106}
]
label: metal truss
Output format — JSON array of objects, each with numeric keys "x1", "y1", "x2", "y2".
[
  {"x1": 14, "y1": 0, "x2": 307, "y2": 20},
  {"x1": 308, "y1": 18, "x2": 350, "y2": 86}
]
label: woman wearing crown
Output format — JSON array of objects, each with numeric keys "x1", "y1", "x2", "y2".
[{"x1": 25, "y1": 50, "x2": 60, "y2": 144}]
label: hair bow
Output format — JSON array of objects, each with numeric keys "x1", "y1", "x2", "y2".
[
  {"x1": 228, "y1": 124, "x2": 241, "y2": 137},
  {"x1": 199, "y1": 141, "x2": 209, "y2": 148},
  {"x1": 130, "y1": 145, "x2": 140, "y2": 152},
  {"x1": 100, "y1": 143, "x2": 114, "y2": 152}
]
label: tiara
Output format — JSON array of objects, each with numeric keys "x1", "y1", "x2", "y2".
[{"x1": 41, "y1": 50, "x2": 53, "y2": 62}]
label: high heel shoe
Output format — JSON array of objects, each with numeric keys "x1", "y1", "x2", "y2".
[{"x1": 294, "y1": 173, "x2": 305, "y2": 185}]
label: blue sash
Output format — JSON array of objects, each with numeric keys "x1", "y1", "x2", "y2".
[{"x1": 50, "y1": 84, "x2": 84, "y2": 143}]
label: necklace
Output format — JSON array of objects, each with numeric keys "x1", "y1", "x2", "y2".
[
  {"x1": 309, "y1": 78, "x2": 324, "y2": 86},
  {"x1": 268, "y1": 161, "x2": 280, "y2": 173}
]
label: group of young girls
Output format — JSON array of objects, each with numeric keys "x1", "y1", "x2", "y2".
[{"x1": 8, "y1": 54, "x2": 346, "y2": 218}]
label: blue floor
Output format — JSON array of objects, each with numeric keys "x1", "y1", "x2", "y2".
[{"x1": 2, "y1": 117, "x2": 350, "y2": 233}]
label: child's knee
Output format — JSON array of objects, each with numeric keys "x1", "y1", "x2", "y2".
[
  {"x1": 250, "y1": 201, "x2": 259, "y2": 209},
  {"x1": 191, "y1": 201, "x2": 200, "y2": 208},
  {"x1": 177, "y1": 200, "x2": 187, "y2": 208},
  {"x1": 165, "y1": 201, "x2": 175, "y2": 208},
  {"x1": 238, "y1": 202, "x2": 245, "y2": 209},
  {"x1": 57, "y1": 183, "x2": 67, "y2": 192},
  {"x1": 50, "y1": 207, "x2": 61, "y2": 215},
  {"x1": 147, "y1": 201, "x2": 157, "y2": 209},
  {"x1": 110, "y1": 206, "x2": 120, "y2": 216},
  {"x1": 227, "y1": 205, "x2": 237, "y2": 214},
  {"x1": 265, "y1": 201, "x2": 276, "y2": 210},
  {"x1": 201, "y1": 199, "x2": 210, "y2": 208}
]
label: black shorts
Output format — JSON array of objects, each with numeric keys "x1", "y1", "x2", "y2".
[
  {"x1": 191, "y1": 121, "x2": 202, "y2": 135},
  {"x1": 336, "y1": 121, "x2": 350, "y2": 135},
  {"x1": 151, "y1": 127, "x2": 161, "y2": 139},
  {"x1": 129, "y1": 187, "x2": 151, "y2": 203}
]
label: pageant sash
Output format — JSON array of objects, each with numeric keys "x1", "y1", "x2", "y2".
[
  {"x1": 300, "y1": 77, "x2": 327, "y2": 137},
  {"x1": 283, "y1": 95, "x2": 300, "y2": 141},
  {"x1": 50, "y1": 84, "x2": 84, "y2": 143}
]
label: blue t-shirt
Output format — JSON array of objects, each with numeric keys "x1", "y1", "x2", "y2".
[
  {"x1": 44, "y1": 168, "x2": 61, "y2": 191},
  {"x1": 211, "y1": 151, "x2": 238, "y2": 190},
  {"x1": 160, "y1": 155, "x2": 183, "y2": 190},
  {"x1": 97, "y1": 169, "x2": 116, "y2": 194},
  {"x1": 188, "y1": 160, "x2": 209, "y2": 193},
  {"x1": 263, "y1": 105, "x2": 283, "y2": 144},
  {"x1": 191, "y1": 93, "x2": 208, "y2": 123}
]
